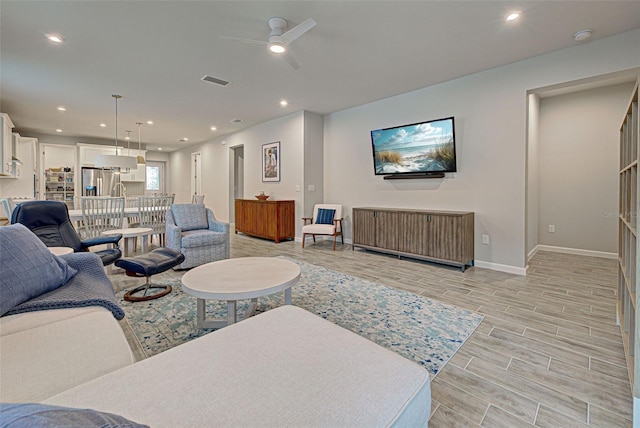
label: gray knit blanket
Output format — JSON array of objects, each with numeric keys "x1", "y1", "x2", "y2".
[{"x1": 4, "y1": 253, "x2": 125, "y2": 320}]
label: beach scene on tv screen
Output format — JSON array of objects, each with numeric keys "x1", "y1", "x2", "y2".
[{"x1": 372, "y1": 118, "x2": 455, "y2": 174}]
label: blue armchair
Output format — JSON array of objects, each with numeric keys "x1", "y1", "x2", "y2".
[{"x1": 166, "y1": 203, "x2": 230, "y2": 269}]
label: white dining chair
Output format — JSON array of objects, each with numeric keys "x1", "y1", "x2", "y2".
[
  {"x1": 79, "y1": 196, "x2": 125, "y2": 239},
  {"x1": 1, "y1": 198, "x2": 15, "y2": 224},
  {"x1": 137, "y1": 194, "x2": 174, "y2": 246}
]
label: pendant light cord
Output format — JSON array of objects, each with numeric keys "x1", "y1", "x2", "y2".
[{"x1": 113, "y1": 94, "x2": 121, "y2": 154}]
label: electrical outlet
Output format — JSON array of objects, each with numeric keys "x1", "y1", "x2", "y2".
[
  {"x1": 548, "y1": 225, "x2": 555, "y2": 233},
  {"x1": 482, "y1": 234, "x2": 490, "y2": 245}
]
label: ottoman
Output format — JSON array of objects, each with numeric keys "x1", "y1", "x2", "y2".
[
  {"x1": 115, "y1": 248, "x2": 185, "y2": 302},
  {"x1": 44, "y1": 306, "x2": 432, "y2": 427}
]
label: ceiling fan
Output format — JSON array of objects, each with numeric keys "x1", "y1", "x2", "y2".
[{"x1": 221, "y1": 17, "x2": 317, "y2": 70}]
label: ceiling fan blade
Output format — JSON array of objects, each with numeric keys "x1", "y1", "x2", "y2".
[
  {"x1": 282, "y1": 50, "x2": 301, "y2": 70},
  {"x1": 219, "y1": 35, "x2": 267, "y2": 46},
  {"x1": 280, "y1": 18, "x2": 316, "y2": 44}
]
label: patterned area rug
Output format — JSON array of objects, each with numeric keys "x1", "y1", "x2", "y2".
[{"x1": 116, "y1": 257, "x2": 484, "y2": 377}]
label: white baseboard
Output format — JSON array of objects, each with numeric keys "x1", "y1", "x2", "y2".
[
  {"x1": 474, "y1": 260, "x2": 527, "y2": 276},
  {"x1": 532, "y1": 245, "x2": 617, "y2": 260}
]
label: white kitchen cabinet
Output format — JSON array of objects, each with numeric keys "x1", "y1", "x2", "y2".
[
  {"x1": 1, "y1": 113, "x2": 15, "y2": 177},
  {"x1": 78, "y1": 144, "x2": 118, "y2": 166}
]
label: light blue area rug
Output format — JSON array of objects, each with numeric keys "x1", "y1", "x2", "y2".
[{"x1": 116, "y1": 258, "x2": 483, "y2": 377}]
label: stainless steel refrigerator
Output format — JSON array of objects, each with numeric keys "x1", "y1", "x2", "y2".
[{"x1": 81, "y1": 167, "x2": 122, "y2": 196}]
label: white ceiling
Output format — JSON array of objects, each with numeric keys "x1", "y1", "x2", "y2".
[{"x1": 1, "y1": 1, "x2": 638, "y2": 151}]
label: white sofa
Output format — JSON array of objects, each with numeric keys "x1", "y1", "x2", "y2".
[
  {"x1": 3, "y1": 305, "x2": 431, "y2": 426},
  {"x1": 0, "y1": 306, "x2": 135, "y2": 403}
]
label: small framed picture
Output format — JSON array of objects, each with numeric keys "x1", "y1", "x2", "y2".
[{"x1": 262, "y1": 141, "x2": 280, "y2": 182}]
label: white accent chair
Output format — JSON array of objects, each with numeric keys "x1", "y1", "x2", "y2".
[{"x1": 301, "y1": 204, "x2": 343, "y2": 250}]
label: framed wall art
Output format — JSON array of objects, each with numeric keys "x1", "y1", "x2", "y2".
[{"x1": 262, "y1": 141, "x2": 280, "y2": 182}]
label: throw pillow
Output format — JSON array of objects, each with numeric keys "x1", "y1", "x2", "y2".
[
  {"x1": 0, "y1": 224, "x2": 77, "y2": 316},
  {"x1": 315, "y1": 208, "x2": 336, "y2": 225},
  {"x1": 0, "y1": 403, "x2": 149, "y2": 428},
  {"x1": 171, "y1": 204, "x2": 208, "y2": 231}
]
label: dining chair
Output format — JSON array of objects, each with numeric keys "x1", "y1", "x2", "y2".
[
  {"x1": 79, "y1": 196, "x2": 125, "y2": 239},
  {"x1": 137, "y1": 194, "x2": 174, "y2": 246},
  {"x1": 1, "y1": 198, "x2": 15, "y2": 225},
  {"x1": 191, "y1": 194, "x2": 205, "y2": 204}
]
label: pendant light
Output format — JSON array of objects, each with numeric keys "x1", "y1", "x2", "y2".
[
  {"x1": 94, "y1": 94, "x2": 138, "y2": 171},
  {"x1": 136, "y1": 122, "x2": 146, "y2": 165}
]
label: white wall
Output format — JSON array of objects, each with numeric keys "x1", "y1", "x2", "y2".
[
  {"x1": 323, "y1": 29, "x2": 640, "y2": 272},
  {"x1": 303, "y1": 112, "x2": 324, "y2": 218},
  {"x1": 169, "y1": 112, "x2": 307, "y2": 234},
  {"x1": 164, "y1": 29, "x2": 639, "y2": 272},
  {"x1": 537, "y1": 83, "x2": 633, "y2": 254}
]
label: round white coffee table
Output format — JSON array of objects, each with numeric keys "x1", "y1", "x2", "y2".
[
  {"x1": 181, "y1": 257, "x2": 301, "y2": 329},
  {"x1": 102, "y1": 227, "x2": 153, "y2": 256}
]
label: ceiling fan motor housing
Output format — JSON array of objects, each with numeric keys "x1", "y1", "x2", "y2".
[{"x1": 268, "y1": 17, "x2": 288, "y2": 36}]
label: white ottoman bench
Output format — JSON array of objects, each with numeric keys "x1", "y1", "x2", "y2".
[{"x1": 45, "y1": 306, "x2": 431, "y2": 427}]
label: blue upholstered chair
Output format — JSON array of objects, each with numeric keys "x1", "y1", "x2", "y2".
[
  {"x1": 165, "y1": 203, "x2": 230, "y2": 269},
  {"x1": 11, "y1": 200, "x2": 122, "y2": 266}
]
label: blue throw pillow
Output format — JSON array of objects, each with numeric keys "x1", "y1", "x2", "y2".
[
  {"x1": 0, "y1": 224, "x2": 77, "y2": 316},
  {"x1": 315, "y1": 208, "x2": 336, "y2": 225},
  {"x1": 0, "y1": 403, "x2": 149, "y2": 428}
]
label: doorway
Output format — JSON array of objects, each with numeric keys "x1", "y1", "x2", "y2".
[
  {"x1": 145, "y1": 161, "x2": 165, "y2": 195},
  {"x1": 191, "y1": 151, "x2": 202, "y2": 201},
  {"x1": 229, "y1": 145, "x2": 244, "y2": 223}
]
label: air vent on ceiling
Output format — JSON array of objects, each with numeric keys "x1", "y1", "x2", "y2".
[{"x1": 201, "y1": 75, "x2": 232, "y2": 87}]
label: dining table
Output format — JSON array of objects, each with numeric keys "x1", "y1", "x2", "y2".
[{"x1": 67, "y1": 207, "x2": 140, "y2": 223}]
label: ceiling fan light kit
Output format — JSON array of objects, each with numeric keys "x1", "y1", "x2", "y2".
[
  {"x1": 221, "y1": 17, "x2": 316, "y2": 70},
  {"x1": 268, "y1": 42, "x2": 286, "y2": 54}
]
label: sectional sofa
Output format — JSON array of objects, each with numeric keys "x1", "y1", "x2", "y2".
[{"x1": 0, "y1": 224, "x2": 432, "y2": 426}]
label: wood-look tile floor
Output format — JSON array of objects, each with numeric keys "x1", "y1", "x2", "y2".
[{"x1": 110, "y1": 232, "x2": 632, "y2": 427}]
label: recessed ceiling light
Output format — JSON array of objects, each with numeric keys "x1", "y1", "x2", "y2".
[
  {"x1": 506, "y1": 12, "x2": 520, "y2": 22},
  {"x1": 230, "y1": 118, "x2": 242, "y2": 123},
  {"x1": 99, "y1": 123, "x2": 106, "y2": 127},
  {"x1": 158, "y1": 148, "x2": 163, "y2": 151},
  {"x1": 179, "y1": 138, "x2": 189, "y2": 143},
  {"x1": 46, "y1": 34, "x2": 65, "y2": 43},
  {"x1": 280, "y1": 100, "x2": 288, "y2": 107},
  {"x1": 573, "y1": 29, "x2": 592, "y2": 41},
  {"x1": 146, "y1": 120, "x2": 154, "y2": 125},
  {"x1": 210, "y1": 126, "x2": 217, "y2": 131},
  {"x1": 56, "y1": 106, "x2": 66, "y2": 111},
  {"x1": 55, "y1": 128, "x2": 63, "y2": 133}
]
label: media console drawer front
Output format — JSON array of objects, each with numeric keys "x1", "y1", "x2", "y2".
[
  {"x1": 352, "y1": 207, "x2": 474, "y2": 271},
  {"x1": 234, "y1": 199, "x2": 295, "y2": 243}
]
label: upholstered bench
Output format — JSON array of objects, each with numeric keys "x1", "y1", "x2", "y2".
[
  {"x1": 44, "y1": 306, "x2": 432, "y2": 427},
  {"x1": 115, "y1": 248, "x2": 185, "y2": 302}
]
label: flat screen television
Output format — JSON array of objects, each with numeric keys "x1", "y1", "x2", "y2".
[{"x1": 370, "y1": 116, "x2": 456, "y2": 177}]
